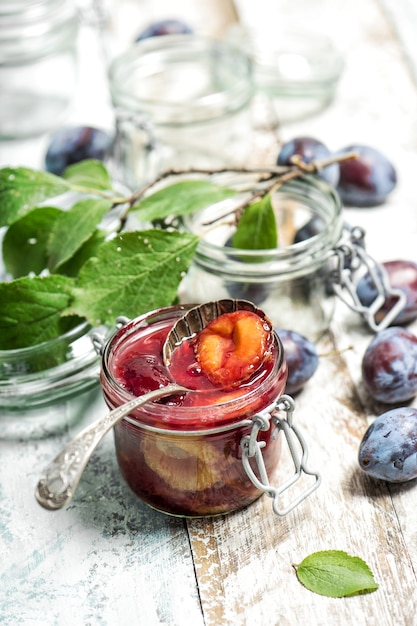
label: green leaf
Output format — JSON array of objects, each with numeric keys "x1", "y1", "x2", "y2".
[
  {"x1": 294, "y1": 550, "x2": 379, "y2": 598},
  {"x1": 132, "y1": 180, "x2": 237, "y2": 222},
  {"x1": 0, "y1": 167, "x2": 70, "y2": 227},
  {"x1": 47, "y1": 197, "x2": 112, "y2": 271},
  {"x1": 2, "y1": 206, "x2": 62, "y2": 277},
  {"x1": 55, "y1": 229, "x2": 107, "y2": 277},
  {"x1": 62, "y1": 159, "x2": 114, "y2": 192},
  {"x1": 0, "y1": 275, "x2": 76, "y2": 349},
  {"x1": 69, "y1": 229, "x2": 199, "y2": 326},
  {"x1": 232, "y1": 194, "x2": 277, "y2": 250}
]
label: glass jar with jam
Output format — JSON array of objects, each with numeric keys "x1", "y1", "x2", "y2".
[{"x1": 100, "y1": 303, "x2": 320, "y2": 518}]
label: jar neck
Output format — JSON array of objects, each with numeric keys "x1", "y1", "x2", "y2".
[
  {"x1": 185, "y1": 175, "x2": 343, "y2": 279},
  {"x1": 109, "y1": 35, "x2": 254, "y2": 126},
  {"x1": 100, "y1": 306, "x2": 287, "y2": 432}
]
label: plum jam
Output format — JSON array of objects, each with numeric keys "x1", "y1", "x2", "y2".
[{"x1": 100, "y1": 305, "x2": 288, "y2": 517}]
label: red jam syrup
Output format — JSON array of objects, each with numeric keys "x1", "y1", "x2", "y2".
[{"x1": 101, "y1": 306, "x2": 287, "y2": 516}]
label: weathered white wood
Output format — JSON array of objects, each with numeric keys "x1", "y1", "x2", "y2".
[{"x1": 0, "y1": 393, "x2": 204, "y2": 626}]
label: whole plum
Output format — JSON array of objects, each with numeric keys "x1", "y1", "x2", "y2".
[
  {"x1": 358, "y1": 407, "x2": 417, "y2": 482},
  {"x1": 275, "y1": 328, "x2": 319, "y2": 394},
  {"x1": 357, "y1": 259, "x2": 417, "y2": 326},
  {"x1": 135, "y1": 19, "x2": 193, "y2": 41},
  {"x1": 362, "y1": 327, "x2": 417, "y2": 403},
  {"x1": 336, "y1": 144, "x2": 397, "y2": 207},
  {"x1": 45, "y1": 126, "x2": 113, "y2": 176},
  {"x1": 277, "y1": 136, "x2": 340, "y2": 187}
]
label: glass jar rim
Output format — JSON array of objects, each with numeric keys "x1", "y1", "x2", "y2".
[
  {"x1": 109, "y1": 34, "x2": 254, "y2": 125},
  {"x1": 0, "y1": 319, "x2": 102, "y2": 407},
  {"x1": 184, "y1": 174, "x2": 344, "y2": 279},
  {"x1": 101, "y1": 304, "x2": 286, "y2": 431},
  {"x1": 0, "y1": 319, "x2": 91, "y2": 359},
  {"x1": 227, "y1": 25, "x2": 344, "y2": 90}
]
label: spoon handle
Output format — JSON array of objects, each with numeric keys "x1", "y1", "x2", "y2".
[{"x1": 35, "y1": 384, "x2": 186, "y2": 511}]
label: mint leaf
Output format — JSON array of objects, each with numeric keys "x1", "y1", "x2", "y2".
[
  {"x1": 2, "y1": 206, "x2": 62, "y2": 277},
  {"x1": 47, "y1": 197, "x2": 112, "y2": 271},
  {"x1": 232, "y1": 194, "x2": 277, "y2": 250},
  {"x1": 62, "y1": 159, "x2": 114, "y2": 192},
  {"x1": 0, "y1": 275, "x2": 76, "y2": 349},
  {"x1": 294, "y1": 550, "x2": 379, "y2": 597},
  {"x1": 69, "y1": 229, "x2": 199, "y2": 325},
  {"x1": 0, "y1": 167, "x2": 70, "y2": 227},
  {"x1": 132, "y1": 180, "x2": 237, "y2": 222}
]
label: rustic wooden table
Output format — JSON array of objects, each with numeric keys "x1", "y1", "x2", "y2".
[{"x1": 1, "y1": 0, "x2": 417, "y2": 624}]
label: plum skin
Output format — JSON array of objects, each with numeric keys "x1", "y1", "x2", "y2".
[
  {"x1": 275, "y1": 328, "x2": 318, "y2": 394},
  {"x1": 358, "y1": 407, "x2": 417, "y2": 482},
  {"x1": 277, "y1": 136, "x2": 340, "y2": 187},
  {"x1": 362, "y1": 327, "x2": 417, "y2": 403},
  {"x1": 45, "y1": 126, "x2": 113, "y2": 176},
  {"x1": 356, "y1": 259, "x2": 417, "y2": 326},
  {"x1": 135, "y1": 19, "x2": 193, "y2": 41},
  {"x1": 336, "y1": 144, "x2": 397, "y2": 207}
]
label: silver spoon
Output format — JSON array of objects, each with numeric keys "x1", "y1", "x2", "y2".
[
  {"x1": 35, "y1": 299, "x2": 265, "y2": 511},
  {"x1": 35, "y1": 384, "x2": 187, "y2": 510}
]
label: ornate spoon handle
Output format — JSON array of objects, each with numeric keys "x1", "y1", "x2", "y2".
[{"x1": 35, "y1": 384, "x2": 186, "y2": 511}]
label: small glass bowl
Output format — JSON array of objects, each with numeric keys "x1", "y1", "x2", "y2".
[
  {"x1": 0, "y1": 321, "x2": 105, "y2": 439},
  {"x1": 226, "y1": 26, "x2": 344, "y2": 122}
]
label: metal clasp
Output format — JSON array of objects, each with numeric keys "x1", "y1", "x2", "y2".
[
  {"x1": 241, "y1": 395, "x2": 321, "y2": 516},
  {"x1": 328, "y1": 225, "x2": 406, "y2": 332}
]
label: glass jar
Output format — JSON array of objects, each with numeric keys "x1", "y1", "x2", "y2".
[
  {"x1": 100, "y1": 304, "x2": 319, "y2": 518},
  {"x1": 0, "y1": 321, "x2": 105, "y2": 439},
  {"x1": 226, "y1": 25, "x2": 344, "y2": 123},
  {"x1": 0, "y1": 0, "x2": 79, "y2": 139},
  {"x1": 108, "y1": 35, "x2": 254, "y2": 188},
  {"x1": 181, "y1": 174, "x2": 343, "y2": 341}
]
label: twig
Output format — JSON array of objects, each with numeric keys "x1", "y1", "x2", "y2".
[{"x1": 113, "y1": 151, "x2": 358, "y2": 230}]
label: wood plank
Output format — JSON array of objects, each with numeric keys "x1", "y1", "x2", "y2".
[
  {"x1": 184, "y1": 1, "x2": 417, "y2": 622},
  {"x1": 0, "y1": 394, "x2": 204, "y2": 625},
  {"x1": 187, "y1": 330, "x2": 417, "y2": 625}
]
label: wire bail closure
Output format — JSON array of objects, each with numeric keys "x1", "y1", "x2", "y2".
[
  {"x1": 241, "y1": 395, "x2": 321, "y2": 516},
  {"x1": 328, "y1": 225, "x2": 406, "y2": 332}
]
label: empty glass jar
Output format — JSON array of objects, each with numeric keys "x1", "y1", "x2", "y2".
[
  {"x1": 0, "y1": 321, "x2": 104, "y2": 439},
  {"x1": 181, "y1": 174, "x2": 344, "y2": 341},
  {"x1": 180, "y1": 172, "x2": 405, "y2": 340},
  {"x1": 0, "y1": 0, "x2": 79, "y2": 139},
  {"x1": 108, "y1": 35, "x2": 254, "y2": 187}
]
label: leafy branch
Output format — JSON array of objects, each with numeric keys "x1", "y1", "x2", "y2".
[{"x1": 0, "y1": 151, "x2": 356, "y2": 349}]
